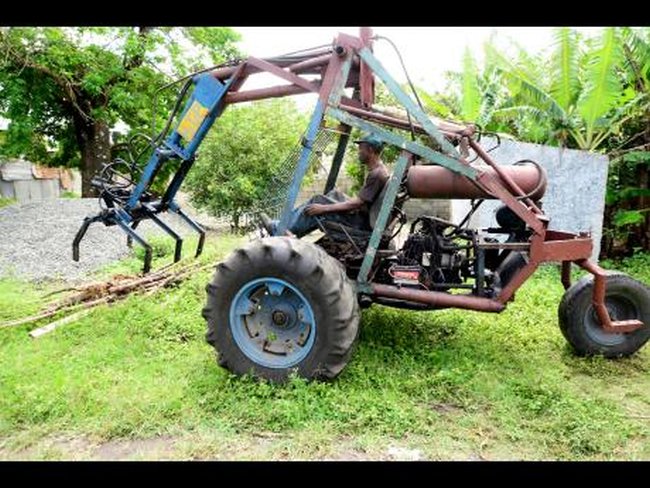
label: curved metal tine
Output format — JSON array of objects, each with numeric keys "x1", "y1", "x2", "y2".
[
  {"x1": 126, "y1": 220, "x2": 140, "y2": 248},
  {"x1": 116, "y1": 220, "x2": 153, "y2": 274},
  {"x1": 72, "y1": 214, "x2": 102, "y2": 262},
  {"x1": 147, "y1": 211, "x2": 184, "y2": 263},
  {"x1": 172, "y1": 207, "x2": 206, "y2": 258}
]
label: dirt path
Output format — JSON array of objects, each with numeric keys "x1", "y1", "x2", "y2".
[{"x1": 0, "y1": 432, "x2": 485, "y2": 461}]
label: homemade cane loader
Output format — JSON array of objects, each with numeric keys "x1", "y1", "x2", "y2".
[{"x1": 73, "y1": 28, "x2": 650, "y2": 382}]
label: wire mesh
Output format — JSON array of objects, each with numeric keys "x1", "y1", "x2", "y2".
[{"x1": 244, "y1": 126, "x2": 343, "y2": 223}]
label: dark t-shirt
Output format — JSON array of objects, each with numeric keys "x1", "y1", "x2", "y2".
[{"x1": 358, "y1": 161, "x2": 389, "y2": 209}]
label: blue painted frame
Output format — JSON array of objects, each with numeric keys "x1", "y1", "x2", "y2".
[
  {"x1": 126, "y1": 73, "x2": 231, "y2": 210},
  {"x1": 276, "y1": 100, "x2": 325, "y2": 235}
]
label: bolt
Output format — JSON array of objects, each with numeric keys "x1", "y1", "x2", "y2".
[{"x1": 272, "y1": 310, "x2": 288, "y2": 327}]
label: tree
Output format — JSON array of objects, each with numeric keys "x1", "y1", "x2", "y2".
[
  {"x1": 602, "y1": 28, "x2": 650, "y2": 254},
  {"x1": 421, "y1": 27, "x2": 650, "y2": 256},
  {"x1": 0, "y1": 27, "x2": 241, "y2": 196},
  {"x1": 184, "y1": 99, "x2": 308, "y2": 231},
  {"x1": 477, "y1": 28, "x2": 644, "y2": 151}
]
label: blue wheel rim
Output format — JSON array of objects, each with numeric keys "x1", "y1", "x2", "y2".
[{"x1": 229, "y1": 277, "x2": 317, "y2": 369}]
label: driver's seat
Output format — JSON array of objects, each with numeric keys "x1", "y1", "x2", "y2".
[{"x1": 318, "y1": 177, "x2": 406, "y2": 251}]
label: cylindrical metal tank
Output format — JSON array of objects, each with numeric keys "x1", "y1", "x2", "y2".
[{"x1": 406, "y1": 162, "x2": 547, "y2": 200}]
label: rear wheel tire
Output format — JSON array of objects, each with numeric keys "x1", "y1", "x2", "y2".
[
  {"x1": 203, "y1": 237, "x2": 360, "y2": 382},
  {"x1": 558, "y1": 272, "x2": 650, "y2": 358}
]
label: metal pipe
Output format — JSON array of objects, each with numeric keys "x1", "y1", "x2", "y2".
[
  {"x1": 371, "y1": 283, "x2": 505, "y2": 312},
  {"x1": 212, "y1": 51, "x2": 342, "y2": 81},
  {"x1": 406, "y1": 164, "x2": 547, "y2": 200},
  {"x1": 339, "y1": 104, "x2": 460, "y2": 140},
  {"x1": 469, "y1": 139, "x2": 543, "y2": 214},
  {"x1": 576, "y1": 259, "x2": 643, "y2": 333},
  {"x1": 225, "y1": 84, "x2": 313, "y2": 103},
  {"x1": 325, "y1": 123, "x2": 352, "y2": 193},
  {"x1": 286, "y1": 53, "x2": 333, "y2": 73},
  {"x1": 561, "y1": 261, "x2": 572, "y2": 290}
]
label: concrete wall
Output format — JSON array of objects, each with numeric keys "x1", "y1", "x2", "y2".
[
  {"x1": 0, "y1": 159, "x2": 82, "y2": 204},
  {"x1": 450, "y1": 137, "x2": 609, "y2": 260}
]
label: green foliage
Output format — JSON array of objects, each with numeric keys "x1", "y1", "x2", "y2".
[
  {"x1": 576, "y1": 28, "x2": 626, "y2": 148},
  {"x1": 183, "y1": 99, "x2": 307, "y2": 230},
  {"x1": 345, "y1": 160, "x2": 366, "y2": 194},
  {"x1": 460, "y1": 48, "x2": 481, "y2": 121},
  {"x1": 436, "y1": 27, "x2": 648, "y2": 152},
  {"x1": 425, "y1": 27, "x2": 650, "y2": 256},
  {"x1": 614, "y1": 209, "x2": 648, "y2": 227},
  {"x1": 0, "y1": 242, "x2": 648, "y2": 459},
  {"x1": 550, "y1": 27, "x2": 580, "y2": 111},
  {"x1": 0, "y1": 197, "x2": 16, "y2": 208},
  {"x1": 0, "y1": 27, "x2": 241, "y2": 185}
]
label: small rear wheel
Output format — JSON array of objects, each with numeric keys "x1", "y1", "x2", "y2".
[{"x1": 558, "y1": 272, "x2": 650, "y2": 358}]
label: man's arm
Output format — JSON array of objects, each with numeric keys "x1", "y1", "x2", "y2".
[{"x1": 305, "y1": 197, "x2": 364, "y2": 216}]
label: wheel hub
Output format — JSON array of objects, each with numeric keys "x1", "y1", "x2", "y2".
[
  {"x1": 272, "y1": 310, "x2": 289, "y2": 327},
  {"x1": 229, "y1": 277, "x2": 316, "y2": 369}
]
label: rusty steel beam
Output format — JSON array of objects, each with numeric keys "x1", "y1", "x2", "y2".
[
  {"x1": 225, "y1": 84, "x2": 312, "y2": 104},
  {"x1": 211, "y1": 50, "x2": 333, "y2": 79},
  {"x1": 212, "y1": 52, "x2": 359, "y2": 82},
  {"x1": 338, "y1": 104, "x2": 462, "y2": 140},
  {"x1": 561, "y1": 261, "x2": 572, "y2": 290},
  {"x1": 576, "y1": 259, "x2": 644, "y2": 333},
  {"x1": 371, "y1": 283, "x2": 505, "y2": 312},
  {"x1": 359, "y1": 27, "x2": 375, "y2": 107},
  {"x1": 496, "y1": 256, "x2": 539, "y2": 305},
  {"x1": 286, "y1": 53, "x2": 333, "y2": 73},
  {"x1": 246, "y1": 57, "x2": 320, "y2": 93}
]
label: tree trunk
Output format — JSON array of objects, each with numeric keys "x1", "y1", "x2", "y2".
[
  {"x1": 75, "y1": 118, "x2": 112, "y2": 197},
  {"x1": 638, "y1": 123, "x2": 650, "y2": 251}
]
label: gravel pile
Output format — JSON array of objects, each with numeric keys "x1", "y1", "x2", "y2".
[{"x1": 0, "y1": 198, "x2": 209, "y2": 282}]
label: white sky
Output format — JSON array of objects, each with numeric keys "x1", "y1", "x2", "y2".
[{"x1": 233, "y1": 26, "x2": 604, "y2": 111}]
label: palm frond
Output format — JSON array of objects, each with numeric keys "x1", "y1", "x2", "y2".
[
  {"x1": 414, "y1": 87, "x2": 455, "y2": 119},
  {"x1": 620, "y1": 27, "x2": 650, "y2": 92},
  {"x1": 577, "y1": 27, "x2": 625, "y2": 139},
  {"x1": 550, "y1": 27, "x2": 580, "y2": 111},
  {"x1": 485, "y1": 43, "x2": 566, "y2": 122},
  {"x1": 460, "y1": 47, "x2": 480, "y2": 121},
  {"x1": 491, "y1": 105, "x2": 548, "y2": 124}
]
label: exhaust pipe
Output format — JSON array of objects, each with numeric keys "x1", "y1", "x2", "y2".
[{"x1": 371, "y1": 283, "x2": 505, "y2": 312}]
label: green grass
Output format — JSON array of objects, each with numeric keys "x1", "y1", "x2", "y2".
[
  {"x1": 0, "y1": 240, "x2": 648, "y2": 460},
  {"x1": 60, "y1": 191, "x2": 80, "y2": 199},
  {"x1": 0, "y1": 197, "x2": 16, "y2": 209}
]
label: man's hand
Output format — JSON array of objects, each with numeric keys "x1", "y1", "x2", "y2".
[{"x1": 305, "y1": 203, "x2": 328, "y2": 216}]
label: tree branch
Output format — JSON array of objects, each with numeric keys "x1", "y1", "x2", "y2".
[
  {"x1": 0, "y1": 33, "x2": 91, "y2": 122},
  {"x1": 103, "y1": 26, "x2": 154, "y2": 91}
]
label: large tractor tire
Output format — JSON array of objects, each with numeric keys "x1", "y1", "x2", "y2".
[
  {"x1": 558, "y1": 272, "x2": 650, "y2": 358},
  {"x1": 203, "y1": 236, "x2": 360, "y2": 382}
]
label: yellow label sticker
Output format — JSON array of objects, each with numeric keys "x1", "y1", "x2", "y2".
[{"x1": 177, "y1": 100, "x2": 209, "y2": 142}]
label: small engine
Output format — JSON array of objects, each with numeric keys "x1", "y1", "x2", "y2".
[{"x1": 386, "y1": 216, "x2": 474, "y2": 291}]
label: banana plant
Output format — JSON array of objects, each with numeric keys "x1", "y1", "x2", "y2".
[{"x1": 480, "y1": 28, "x2": 645, "y2": 152}]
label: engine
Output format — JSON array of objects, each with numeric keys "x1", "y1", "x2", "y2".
[{"x1": 383, "y1": 216, "x2": 475, "y2": 291}]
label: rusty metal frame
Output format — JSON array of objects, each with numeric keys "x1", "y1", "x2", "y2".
[
  {"x1": 220, "y1": 28, "x2": 634, "y2": 332},
  {"x1": 79, "y1": 27, "x2": 638, "y2": 334}
]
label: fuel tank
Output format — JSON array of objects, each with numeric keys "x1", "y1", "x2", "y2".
[{"x1": 406, "y1": 162, "x2": 547, "y2": 200}]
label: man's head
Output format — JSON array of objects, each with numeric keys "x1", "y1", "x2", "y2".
[{"x1": 354, "y1": 134, "x2": 384, "y2": 165}]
